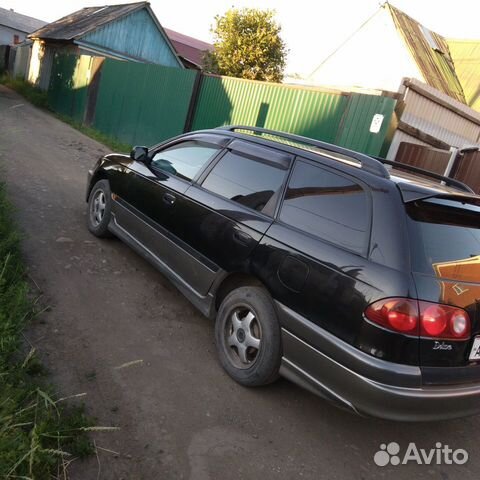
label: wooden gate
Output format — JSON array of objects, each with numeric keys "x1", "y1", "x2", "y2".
[
  {"x1": 394, "y1": 142, "x2": 480, "y2": 193},
  {"x1": 452, "y1": 150, "x2": 480, "y2": 194}
]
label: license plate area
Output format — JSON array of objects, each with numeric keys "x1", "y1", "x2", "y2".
[{"x1": 469, "y1": 336, "x2": 480, "y2": 361}]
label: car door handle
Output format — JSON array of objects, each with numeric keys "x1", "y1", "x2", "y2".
[
  {"x1": 232, "y1": 230, "x2": 252, "y2": 246},
  {"x1": 163, "y1": 193, "x2": 176, "y2": 206}
]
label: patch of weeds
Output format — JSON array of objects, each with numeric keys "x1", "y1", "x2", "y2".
[
  {"x1": 23, "y1": 351, "x2": 48, "y2": 377},
  {"x1": 56, "y1": 114, "x2": 131, "y2": 153},
  {"x1": 0, "y1": 180, "x2": 96, "y2": 478},
  {"x1": 0, "y1": 73, "x2": 49, "y2": 109}
]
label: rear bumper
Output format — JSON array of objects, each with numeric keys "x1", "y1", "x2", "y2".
[{"x1": 276, "y1": 303, "x2": 480, "y2": 421}]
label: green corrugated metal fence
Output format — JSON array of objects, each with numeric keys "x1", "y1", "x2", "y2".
[
  {"x1": 93, "y1": 59, "x2": 197, "y2": 145},
  {"x1": 46, "y1": 53, "x2": 397, "y2": 156},
  {"x1": 192, "y1": 75, "x2": 350, "y2": 143},
  {"x1": 334, "y1": 93, "x2": 397, "y2": 155},
  {"x1": 192, "y1": 75, "x2": 396, "y2": 155},
  {"x1": 48, "y1": 54, "x2": 91, "y2": 122}
]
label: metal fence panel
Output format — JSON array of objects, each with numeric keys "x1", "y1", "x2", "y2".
[
  {"x1": 93, "y1": 58, "x2": 197, "y2": 145},
  {"x1": 12, "y1": 44, "x2": 31, "y2": 79},
  {"x1": 46, "y1": 54, "x2": 396, "y2": 155},
  {"x1": 335, "y1": 94, "x2": 397, "y2": 156},
  {"x1": 48, "y1": 53, "x2": 90, "y2": 122},
  {"x1": 192, "y1": 75, "x2": 396, "y2": 155},
  {"x1": 192, "y1": 75, "x2": 349, "y2": 144}
]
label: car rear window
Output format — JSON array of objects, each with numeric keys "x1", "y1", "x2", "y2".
[
  {"x1": 406, "y1": 197, "x2": 480, "y2": 276},
  {"x1": 279, "y1": 160, "x2": 370, "y2": 255}
]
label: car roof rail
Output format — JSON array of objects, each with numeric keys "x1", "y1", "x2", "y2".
[
  {"x1": 217, "y1": 125, "x2": 391, "y2": 178},
  {"x1": 376, "y1": 158, "x2": 475, "y2": 194}
]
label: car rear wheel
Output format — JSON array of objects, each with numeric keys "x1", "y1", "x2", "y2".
[
  {"x1": 87, "y1": 180, "x2": 112, "y2": 238},
  {"x1": 215, "y1": 286, "x2": 281, "y2": 386}
]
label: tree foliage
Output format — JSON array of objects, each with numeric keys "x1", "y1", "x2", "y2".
[{"x1": 203, "y1": 8, "x2": 287, "y2": 83}]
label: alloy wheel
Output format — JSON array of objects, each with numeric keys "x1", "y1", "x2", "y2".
[{"x1": 224, "y1": 306, "x2": 262, "y2": 369}]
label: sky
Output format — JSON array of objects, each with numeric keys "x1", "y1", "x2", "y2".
[{"x1": 3, "y1": 0, "x2": 480, "y2": 75}]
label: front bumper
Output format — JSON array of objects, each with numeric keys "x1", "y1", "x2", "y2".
[
  {"x1": 276, "y1": 302, "x2": 480, "y2": 421},
  {"x1": 86, "y1": 169, "x2": 94, "y2": 201}
]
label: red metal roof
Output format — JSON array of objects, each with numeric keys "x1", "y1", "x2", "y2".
[{"x1": 164, "y1": 27, "x2": 212, "y2": 67}]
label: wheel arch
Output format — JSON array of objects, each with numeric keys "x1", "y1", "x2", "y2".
[
  {"x1": 212, "y1": 272, "x2": 269, "y2": 314},
  {"x1": 86, "y1": 169, "x2": 109, "y2": 202}
]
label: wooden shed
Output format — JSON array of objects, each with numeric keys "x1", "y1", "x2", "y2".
[{"x1": 27, "y1": 1, "x2": 183, "y2": 90}]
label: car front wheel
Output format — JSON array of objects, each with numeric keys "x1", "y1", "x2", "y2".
[
  {"x1": 215, "y1": 286, "x2": 282, "y2": 387},
  {"x1": 87, "y1": 179, "x2": 112, "y2": 238}
]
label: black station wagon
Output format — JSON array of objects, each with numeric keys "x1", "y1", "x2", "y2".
[{"x1": 86, "y1": 126, "x2": 480, "y2": 421}]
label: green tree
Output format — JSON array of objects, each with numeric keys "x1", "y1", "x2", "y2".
[{"x1": 204, "y1": 8, "x2": 287, "y2": 83}]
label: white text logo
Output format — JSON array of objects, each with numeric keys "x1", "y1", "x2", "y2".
[{"x1": 374, "y1": 442, "x2": 468, "y2": 466}]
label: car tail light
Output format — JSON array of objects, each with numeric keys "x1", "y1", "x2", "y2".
[
  {"x1": 365, "y1": 298, "x2": 418, "y2": 334},
  {"x1": 364, "y1": 298, "x2": 470, "y2": 340},
  {"x1": 420, "y1": 304, "x2": 447, "y2": 337},
  {"x1": 419, "y1": 302, "x2": 470, "y2": 340},
  {"x1": 450, "y1": 310, "x2": 469, "y2": 337}
]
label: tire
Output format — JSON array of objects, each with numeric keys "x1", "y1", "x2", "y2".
[
  {"x1": 215, "y1": 286, "x2": 282, "y2": 387},
  {"x1": 87, "y1": 179, "x2": 113, "y2": 238}
]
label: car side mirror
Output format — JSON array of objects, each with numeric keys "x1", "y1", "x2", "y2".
[{"x1": 130, "y1": 146, "x2": 149, "y2": 162}]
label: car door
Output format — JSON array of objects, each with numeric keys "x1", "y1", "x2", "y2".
[
  {"x1": 177, "y1": 140, "x2": 293, "y2": 276},
  {"x1": 111, "y1": 135, "x2": 227, "y2": 294},
  {"x1": 251, "y1": 158, "x2": 374, "y2": 344}
]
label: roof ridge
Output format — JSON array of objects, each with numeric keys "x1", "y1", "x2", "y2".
[
  {"x1": 164, "y1": 28, "x2": 212, "y2": 47},
  {"x1": 0, "y1": 5, "x2": 46, "y2": 32},
  {"x1": 28, "y1": 2, "x2": 148, "y2": 40},
  {"x1": 79, "y1": 1, "x2": 148, "y2": 8},
  {"x1": 0, "y1": 6, "x2": 45, "y2": 21}
]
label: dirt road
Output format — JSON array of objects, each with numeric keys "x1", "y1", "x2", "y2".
[{"x1": 1, "y1": 85, "x2": 479, "y2": 479}]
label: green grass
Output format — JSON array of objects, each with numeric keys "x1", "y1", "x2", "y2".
[
  {"x1": 0, "y1": 181, "x2": 94, "y2": 478},
  {"x1": 56, "y1": 114, "x2": 131, "y2": 153},
  {"x1": 0, "y1": 74, "x2": 49, "y2": 109},
  {"x1": 0, "y1": 74, "x2": 131, "y2": 153}
]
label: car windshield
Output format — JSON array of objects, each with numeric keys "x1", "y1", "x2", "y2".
[{"x1": 406, "y1": 197, "x2": 480, "y2": 279}]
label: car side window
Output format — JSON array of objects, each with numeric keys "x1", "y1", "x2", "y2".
[
  {"x1": 151, "y1": 141, "x2": 220, "y2": 181},
  {"x1": 280, "y1": 160, "x2": 369, "y2": 254},
  {"x1": 201, "y1": 151, "x2": 287, "y2": 214}
]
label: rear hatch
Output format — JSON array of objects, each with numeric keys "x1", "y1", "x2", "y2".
[{"x1": 406, "y1": 195, "x2": 480, "y2": 384}]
